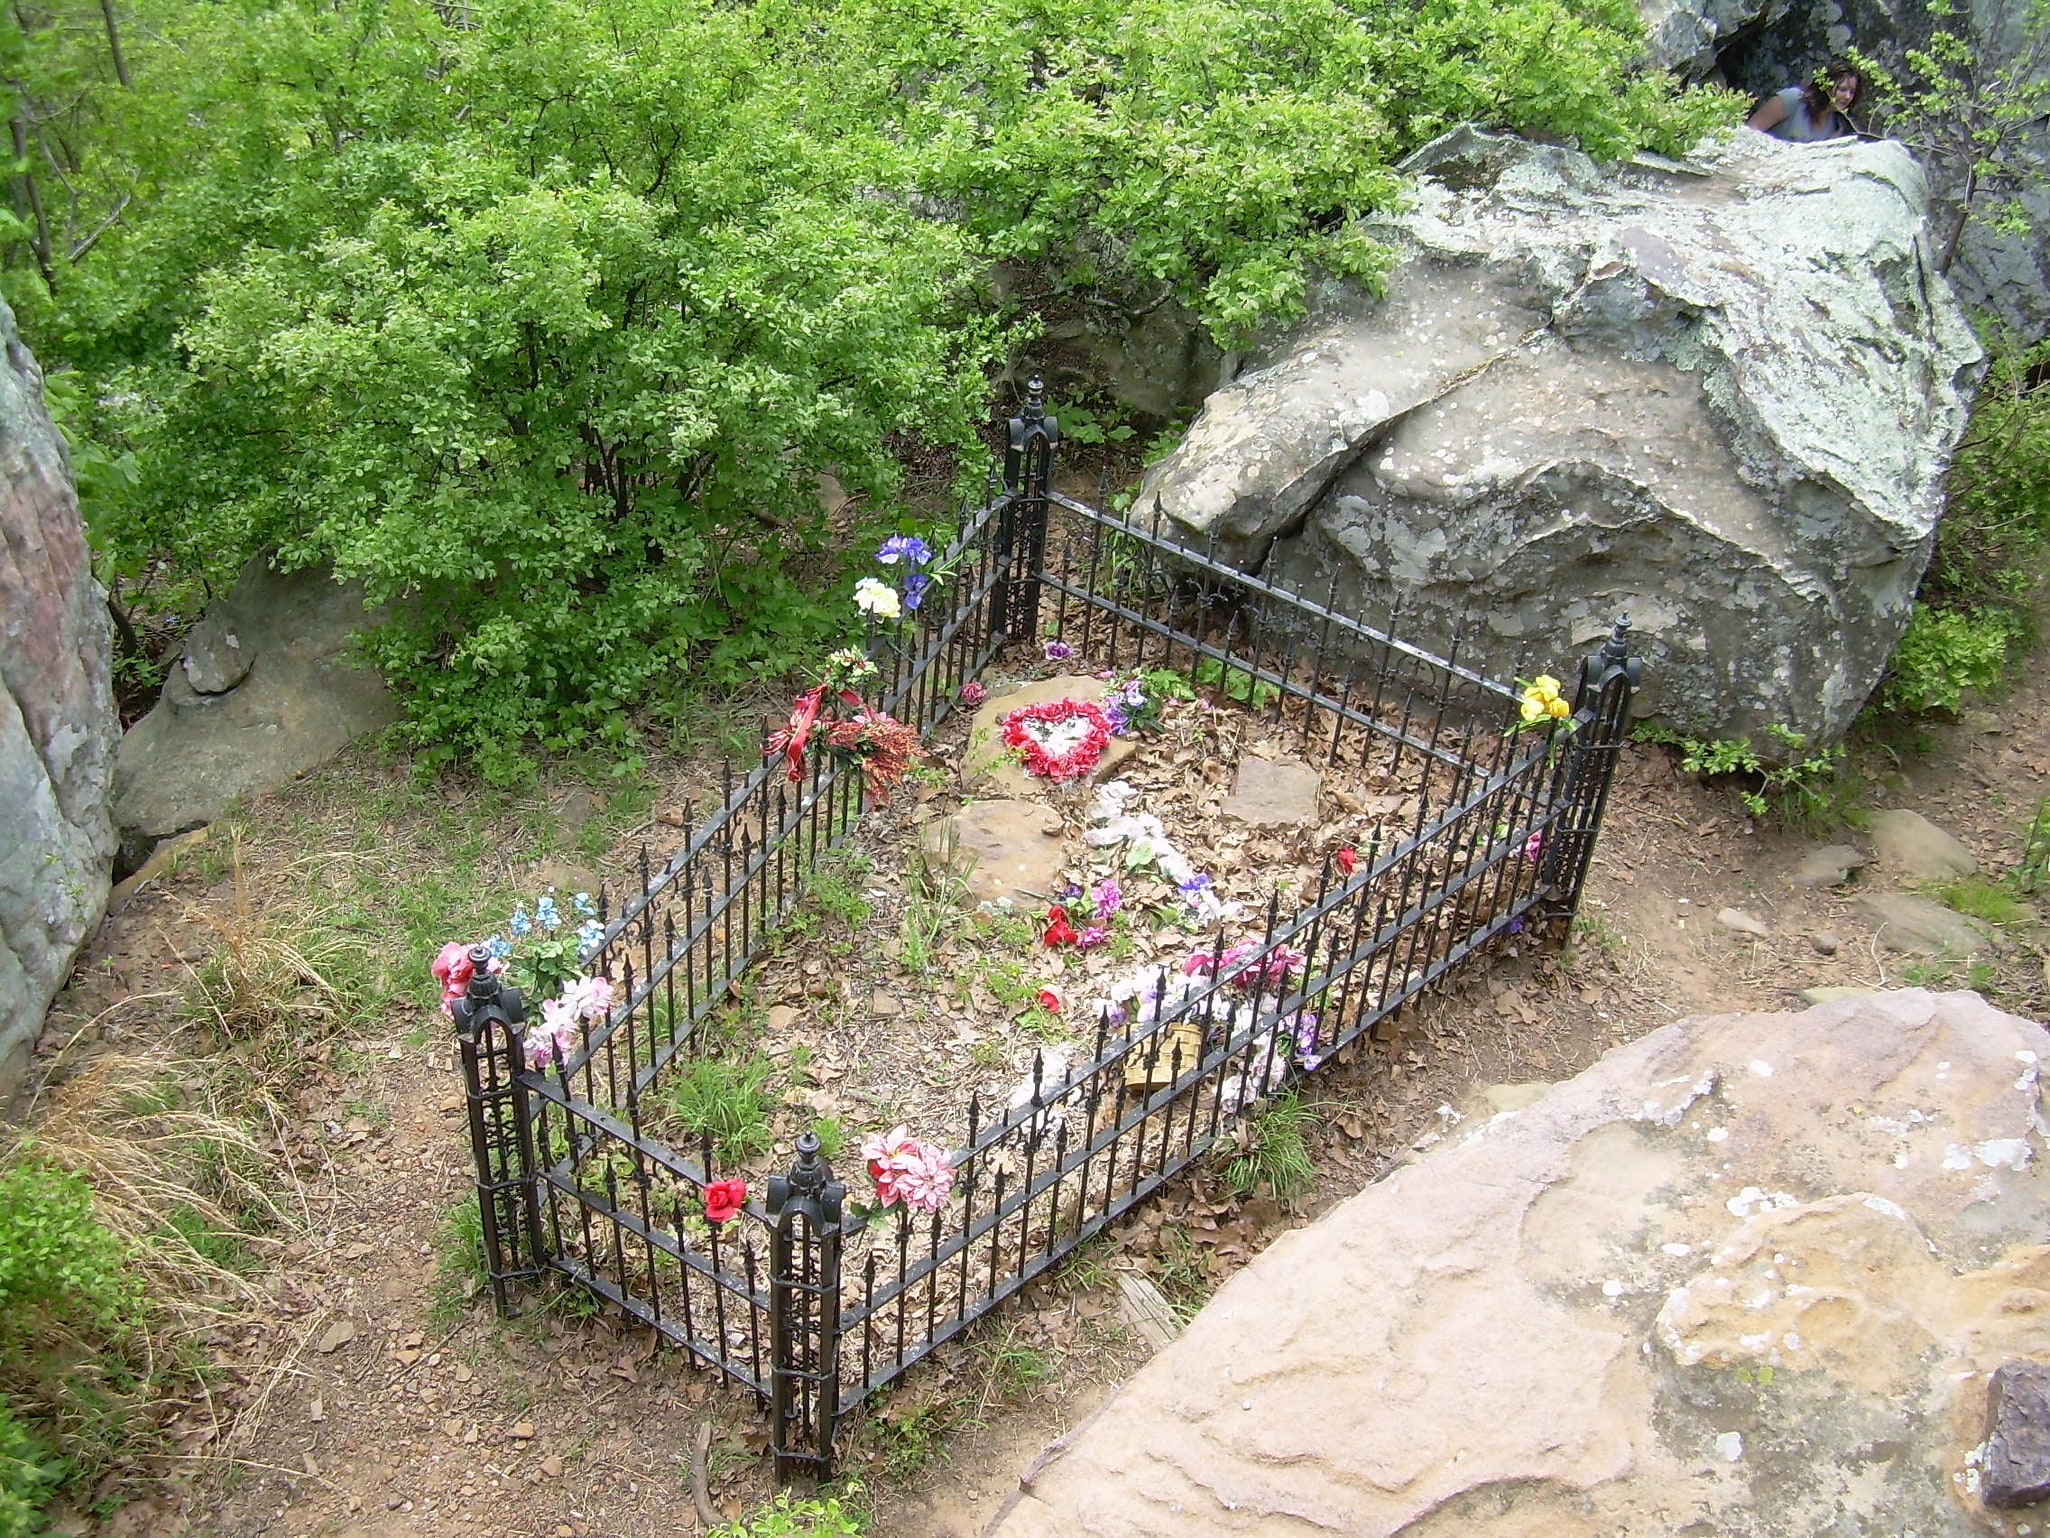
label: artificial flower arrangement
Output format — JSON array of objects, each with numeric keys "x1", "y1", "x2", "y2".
[
  {"x1": 855, "y1": 1125, "x2": 956, "y2": 1218},
  {"x1": 1083, "y1": 780, "x2": 1240, "y2": 926},
  {"x1": 996, "y1": 652, "x2": 1180, "y2": 784},
  {"x1": 1100, "y1": 935, "x2": 1324, "y2": 1111},
  {"x1": 1513, "y1": 674, "x2": 1576, "y2": 733},
  {"x1": 1001, "y1": 697, "x2": 1114, "y2": 783},
  {"x1": 1041, "y1": 876, "x2": 1124, "y2": 952},
  {"x1": 432, "y1": 890, "x2": 615, "y2": 1070},
  {"x1": 855, "y1": 534, "x2": 947, "y2": 623},
  {"x1": 765, "y1": 646, "x2": 928, "y2": 805}
]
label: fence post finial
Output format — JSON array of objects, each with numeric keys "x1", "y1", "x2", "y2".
[
  {"x1": 452, "y1": 946, "x2": 543, "y2": 1316},
  {"x1": 767, "y1": 1132, "x2": 848, "y2": 1483}
]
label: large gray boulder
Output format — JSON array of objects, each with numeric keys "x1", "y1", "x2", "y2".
[
  {"x1": 987, "y1": 989, "x2": 2050, "y2": 1537},
  {"x1": 113, "y1": 556, "x2": 398, "y2": 869},
  {"x1": 0, "y1": 298, "x2": 118, "y2": 1095},
  {"x1": 1138, "y1": 129, "x2": 1982, "y2": 742}
]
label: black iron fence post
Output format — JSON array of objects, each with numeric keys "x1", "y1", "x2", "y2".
[
  {"x1": 1542, "y1": 615, "x2": 1643, "y2": 927},
  {"x1": 767, "y1": 1132, "x2": 848, "y2": 1481},
  {"x1": 995, "y1": 376, "x2": 1059, "y2": 645},
  {"x1": 452, "y1": 946, "x2": 546, "y2": 1315}
]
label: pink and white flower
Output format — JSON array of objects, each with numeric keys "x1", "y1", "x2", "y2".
[{"x1": 861, "y1": 1125, "x2": 956, "y2": 1213}]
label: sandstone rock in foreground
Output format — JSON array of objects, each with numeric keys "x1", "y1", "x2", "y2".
[
  {"x1": 985, "y1": 990, "x2": 2050, "y2": 1536},
  {"x1": 0, "y1": 296, "x2": 117, "y2": 1096},
  {"x1": 1140, "y1": 129, "x2": 1983, "y2": 743},
  {"x1": 114, "y1": 555, "x2": 397, "y2": 869}
]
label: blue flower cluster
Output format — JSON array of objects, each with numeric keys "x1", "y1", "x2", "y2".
[
  {"x1": 505, "y1": 890, "x2": 603, "y2": 957},
  {"x1": 876, "y1": 534, "x2": 934, "y2": 613}
]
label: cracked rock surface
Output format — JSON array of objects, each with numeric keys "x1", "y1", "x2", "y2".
[
  {"x1": 0, "y1": 293, "x2": 116, "y2": 1099},
  {"x1": 984, "y1": 990, "x2": 2050, "y2": 1536},
  {"x1": 1138, "y1": 128, "x2": 1983, "y2": 743}
]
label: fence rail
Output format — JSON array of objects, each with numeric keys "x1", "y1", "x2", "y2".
[{"x1": 450, "y1": 380, "x2": 1641, "y2": 1479}]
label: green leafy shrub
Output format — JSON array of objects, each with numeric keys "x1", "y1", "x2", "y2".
[
  {"x1": 714, "y1": 1483, "x2": 867, "y2": 1536},
  {"x1": 0, "y1": 1161, "x2": 138, "y2": 1360},
  {"x1": 1638, "y1": 724, "x2": 1854, "y2": 830},
  {"x1": 8, "y1": 0, "x2": 1739, "y2": 775},
  {"x1": 1883, "y1": 603, "x2": 2020, "y2": 713},
  {"x1": 1883, "y1": 332, "x2": 2050, "y2": 714},
  {"x1": 0, "y1": 1398, "x2": 62, "y2": 1538},
  {"x1": 0, "y1": 1158, "x2": 147, "y2": 1531}
]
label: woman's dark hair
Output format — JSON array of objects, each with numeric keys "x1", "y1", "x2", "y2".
[{"x1": 1803, "y1": 57, "x2": 1863, "y2": 118}]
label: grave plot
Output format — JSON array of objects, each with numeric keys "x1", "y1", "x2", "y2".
[{"x1": 443, "y1": 406, "x2": 1639, "y2": 1476}]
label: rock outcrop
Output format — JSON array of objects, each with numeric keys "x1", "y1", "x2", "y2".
[
  {"x1": 986, "y1": 989, "x2": 2050, "y2": 1536},
  {"x1": 1717, "y1": 0, "x2": 2050, "y2": 345},
  {"x1": 1138, "y1": 129, "x2": 1982, "y2": 743},
  {"x1": 113, "y1": 555, "x2": 398, "y2": 870},
  {"x1": 0, "y1": 296, "x2": 117, "y2": 1095},
  {"x1": 1637, "y1": 0, "x2": 1776, "y2": 77}
]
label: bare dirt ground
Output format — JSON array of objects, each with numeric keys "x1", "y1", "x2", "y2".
[{"x1": 37, "y1": 664, "x2": 2050, "y2": 1538}]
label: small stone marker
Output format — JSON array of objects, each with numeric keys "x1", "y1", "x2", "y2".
[
  {"x1": 179, "y1": 616, "x2": 252, "y2": 694},
  {"x1": 1222, "y1": 755, "x2": 1321, "y2": 827},
  {"x1": 1716, "y1": 907, "x2": 1770, "y2": 938},
  {"x1": 923, "y1": 800, "x2": 1066, "y2": 907},
  {"x1": 1788, "y1": 844, "x2": 1869, "y2": 889},
  {"x1": 1124, "y1": 1022, "x2": 1205, "y2": 1091},
  {"x1": 1867, "y1": 809, "x2": 1978, "y2": 879},
  {"x1": 1984, "y1": 1361, "x2": 2050, "y2": 1508},
  {"x1": 1810, "y1": 931, "x2": 1841, "y2": 956},
  {"x1": 313, "y1": 1318, "x2": 359, "y2": 1354},
  {"x1": 1116, "y1": 1272, "x2": 1182, "y2": 1351},
  {"x1": 1856, "y1": 893, "x2": 1993, "y2": 957}
]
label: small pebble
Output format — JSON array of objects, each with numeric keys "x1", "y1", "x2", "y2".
[{"x1": 1811, "y1": 931, "x2": 1841, "y2": 956}]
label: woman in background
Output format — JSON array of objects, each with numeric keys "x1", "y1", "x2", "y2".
[{"x1": 1746, "y1": 60, "x2": 1864, "y2": 141}]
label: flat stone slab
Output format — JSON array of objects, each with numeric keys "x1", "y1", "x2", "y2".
[
  {"x1": 983, "y1": 990, "x2": 2050, "y2": 1538},
  {"x1": 922, "y1": 800, "x2": 1065, "y2": 907},
  {"x1": 1788, "y1": 843, "x2": 1870, "y2": 889},
  {"x1": 1857, "y1": 892, "x2": 1994, "y2": 957},
  {"x1": 963, "y1": 676, "x2": 1136, "y2": 798},
  {"x1": 1221, "y1": 754, "x2": 1321, "y2": 826},
  {"x1": 1867, "y1": 809, "x2": 1978, "y2": 879}
]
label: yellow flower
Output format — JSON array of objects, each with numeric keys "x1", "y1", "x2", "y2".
[
  {"x1": 1548, "y1": 696, "x2": 1572, "y2": 719},
  {"x1": 1529, "y1": 675, "x2": 1561, "y2": 704},
  {"x1": 1520, "y1": 697, "x2": 1547, "y2": 725}
]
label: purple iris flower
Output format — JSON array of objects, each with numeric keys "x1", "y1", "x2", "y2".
[
  {"x1": 1043, "y1": 639, "x2": 1074, "y2": 661},
  {"x1": 876, "y1": 535, "x2": 933, "y2": 566},
  {"x1": 902, "y1": 571, "x2": 931, "y2": 611}
]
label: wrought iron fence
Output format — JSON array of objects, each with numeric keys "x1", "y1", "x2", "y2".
[{"x1": 451, "y1": 380, "x2": 1642, "y2": 1479}]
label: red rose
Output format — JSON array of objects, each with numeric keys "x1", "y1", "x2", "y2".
[
  {"x1": 1036, "y1": 987, "x2": 1062, "y2": 1014},
  {"x1": 703, "y1": 1178, "x2": 748, "y2": 1224},
  {"x1": 1043, "y1": 904, "x2": 1080, "y2": 948},
  {"x1": 1337, "y1": 846, "x2": 1358, "y2": 876}
]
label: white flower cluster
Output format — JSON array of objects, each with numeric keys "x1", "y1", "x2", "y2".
[{"x1": 1082, "y1": 780, "x2": 1241, "y2": 924}]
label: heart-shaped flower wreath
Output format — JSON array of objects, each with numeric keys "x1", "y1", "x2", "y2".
[{"x1": 1001, "y1": 698, "x2": 1113, "y2": 783}]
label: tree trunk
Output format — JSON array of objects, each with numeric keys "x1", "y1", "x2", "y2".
[
  {"x1": 100, "y1": 0, "x2": 132, "y2": 88},
  {"x1": 10, "y1": 114, "x2": 54, "y2": 290}
]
